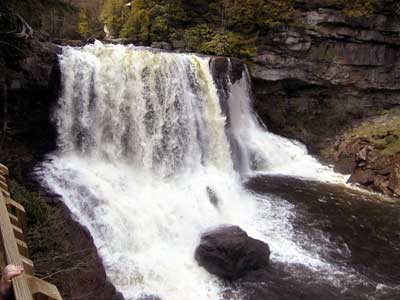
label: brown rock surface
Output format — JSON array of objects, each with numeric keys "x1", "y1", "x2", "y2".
[
  {"x1": 0, "y1": 29, "x2": 122, "y2": 299},
  {"x1": 327, "y1": 109, "x2": 400, "y2": 197},
  {"x1": 248, "y1": 1, "x2": 400, "y2": 198},
  {"x1": 250, "y1": 3, "x2": 400, "y2": 160}
]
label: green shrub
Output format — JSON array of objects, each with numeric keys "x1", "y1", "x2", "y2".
[
  {"x1": 78, "y1": 5, "x2": 103, "y2": 39},
  {"x1": 331, "y1": 0, "x2": 379, "y2": 17},
  {"x1": 184, "y1": 25, "x2": 256, "y2": 57},
  {"x1": 150, "y1": 16, "x2": 170, "y2": 42},
  {"x1": 9, "y1": 180, "x2": 52, "y2": 227},
  {"x1": 200, "y1": 30, "x2": 257, "y2": 57},
  {"x1": 343, "y1": 0, "x2": 378, "y2": 17},
  {"x1": 258, "y1": 0, "x2": 295, "y2": 29},
  {"x1": 183, "y1": 24, "x2": 214, "y2": 50},
  {"x1": 226, "y1": 0, "x2": 295, "y2": 33},
  {"x1": 120, "y1": 8, "x2": 150, "y2": 42}
]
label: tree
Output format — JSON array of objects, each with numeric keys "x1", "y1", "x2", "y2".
[
  {"x1": 121, "y1": 0, "x2": 187, "y2": 42},
  {"x1": 100, "y1": 0, "x2": 127, "y2": 38},
  {"x1": 225, "y1": 0, "x2": 294, "y2": 33},
  {"x1": 120, "y1": 7, "x2": 151, "y2": 42},
  {"x1": 78, "y1": 8, "x2": 91, "y2": 38},
  {"x1": 78, "y1": 4, "x2": 103, "y2": 39}
]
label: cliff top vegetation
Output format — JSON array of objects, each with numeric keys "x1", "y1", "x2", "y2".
[
  {"x1": 2, "y1": 0, "x2": 398, "y2": 57},
  {"x1": 79, "y1": 0, "x2": 399, "y2": 57}
]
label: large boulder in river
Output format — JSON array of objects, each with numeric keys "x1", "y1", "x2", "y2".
[
  {"x1": 137, "y1": 295, "x2": 161, "y2": 300},
  {"x1": 195, "y1": 225, "x2": 270, "y2": 280}
]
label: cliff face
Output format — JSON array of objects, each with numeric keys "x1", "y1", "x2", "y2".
[
  {"x1": 0, "y1": 32, "x2": 121, "y2": 300},
  {"x1": 250, "y1": 1, "x2": 400, "y2": 196},
  {"x1": 0, "y1": 29, "x2": 61, "y2": 161}
]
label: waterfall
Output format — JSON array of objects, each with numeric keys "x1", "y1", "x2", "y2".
[{"x1": 40, "y1": 42, "x2": 345, "y2": 300}]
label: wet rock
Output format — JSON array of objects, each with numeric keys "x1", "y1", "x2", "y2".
[
  {"x1": 374, "y1": 174, "x2": 390, "y2": 194},
  {"x1": 210, "y1": 57, "x2": 244, "y2": 88},
  {"x1": 195, "y1": 225, "x2": 270, "y2": 280},
  {"x1": 389, "y1": 165, "x2": 400, "y2": 196},
  {"x1": 206, "y1": 187, "x2": 219, "y2": 207},
  {"x1": 349, "y1": 168, "x2": 375, "y2": 185},
  {"x1": 171, "y1": 40, "x2": 185, "y2": 49},
  {"x1": 137, "y1": 295, "x2": 161, "y2": 300},
  {"x1": 344, "y1": 149, "x2": 400, "y2": 197},
  {"x1": 357, "y1": 147, "x2": 369, "y2": 161},
  {"x1": 54, "y1": 39, "x2": 86, "y2": 47},
  {"x1": 150, "y1": 42, "x2": 172, "y2": 51},
  {"x1": 370, "y1": 156, "x2": 392, "y2": 176},
  {"x1": 333, "y1": 157, "x2": 357, "y2": 174}
]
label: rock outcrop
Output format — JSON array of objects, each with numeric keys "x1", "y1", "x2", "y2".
[
  {"x1": 0, "y1": 31, "x2": 60, "y2": 167},
  {"x1": 195, "y1": 225, "x2": 270, "y2": 280},
  {"x1": 137, "y1": 295, "x2": 162, "y2": 300},
  {"x1": 0, "y1": 30, "x2": 122, "y2": 300},
  {"x1": 325, "y1": 109, "x2": 400, "y2": 197},
  {"x1": 250, "y1": 2, "x2": 400, "y2": 197},
  {"x1": 250, "y1": 2, "x2": 400, "y2": 153}
]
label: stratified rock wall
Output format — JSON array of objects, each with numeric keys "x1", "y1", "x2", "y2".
[{"x1": 251, "y1": 2, "x2": 400, "y2": 156}]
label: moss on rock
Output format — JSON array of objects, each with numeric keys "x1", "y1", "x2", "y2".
[{"x1": 344, "y1": 108, "x2": 400, "y2": 157}]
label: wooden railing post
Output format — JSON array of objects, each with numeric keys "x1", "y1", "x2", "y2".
[
  {"x1": 0, "y1": 191, "x2": 34, "y2": 300},
  {"x1": 0, "y1": 164, "x2": 62, "y2": 300}
]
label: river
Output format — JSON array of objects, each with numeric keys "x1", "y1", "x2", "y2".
[{"x1": 38, "y1": 42, "x2": 400, "y2": 300}]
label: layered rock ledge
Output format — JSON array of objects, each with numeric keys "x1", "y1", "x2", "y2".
[{"x1": 250, "y1": 2, "x2": 400, "y2": 197}]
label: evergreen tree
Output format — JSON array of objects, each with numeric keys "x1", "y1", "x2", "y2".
[
  {"x1": 78, "y1": 4, "x2": 103, "y2": 39},
  {"x1": 100, "y1": 0, "x2": 127, "y2": 38},
  {"x1": 78, "y1": 8, "x2": 91, "y2": 38}
]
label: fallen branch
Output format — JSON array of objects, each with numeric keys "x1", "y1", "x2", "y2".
[
  {"x1": 0, "y1": 7, "x2": 34, "y2": 39},
  {"x1": 38, "y1": 261, "x2": 91, "y2": 281},
  {"x1": 14, "y1": 13, "x2": 33, "y2": 39}
]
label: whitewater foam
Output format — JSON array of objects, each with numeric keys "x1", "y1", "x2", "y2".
[{"x1": 40, "y1": 42, "x2": 347, "y2": 300}]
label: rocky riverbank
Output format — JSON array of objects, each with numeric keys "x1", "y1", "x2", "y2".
[{"x1": 324, "y1": 108, "x2": 400, "y2": 197}]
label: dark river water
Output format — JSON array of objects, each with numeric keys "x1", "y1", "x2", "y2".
[{"x1": 241, "y1": 176, "x2": 400, "y2": 300}]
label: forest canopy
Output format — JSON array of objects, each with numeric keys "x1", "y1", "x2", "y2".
[{"x1": 96, "y1": 0, "x2": 296, "y2": 57}]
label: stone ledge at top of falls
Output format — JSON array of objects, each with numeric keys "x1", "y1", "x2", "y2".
[
  {"x1": 0, "y1": 32, "x2": 61, "y2": 89},
  {"x1": 195, "y1": 225, "x2": 271, "y2": 281},
  {"x1": 1, "y1": 34, "x2": 247, "y2": 98}
]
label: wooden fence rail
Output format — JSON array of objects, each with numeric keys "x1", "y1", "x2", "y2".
[{"x1": 0, "y1": 164, "x2": 62, "y2": 300}]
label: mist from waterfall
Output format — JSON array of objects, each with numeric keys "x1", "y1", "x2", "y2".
[{"x1": 40, "y1": 42, "x2": 346, "y2": 300}]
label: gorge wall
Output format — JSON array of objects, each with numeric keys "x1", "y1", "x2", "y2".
[
  {"x1": 250, "y1": 1, "x2": 400, "y2": 196},
  {"x1": 2, "y1": 2, "x2": 400, "y2": 195},
  {"x1": 0, "y1": 33, "x2": 122, "y2": 300}
]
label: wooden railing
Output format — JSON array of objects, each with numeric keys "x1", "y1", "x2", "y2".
[{"x1": 0, "y1": 164, "x2": 62, "y2": 300}]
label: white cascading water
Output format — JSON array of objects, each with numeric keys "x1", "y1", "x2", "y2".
[{"x1": 40, "y1": 42, "x2": 347, "y2": 300}]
